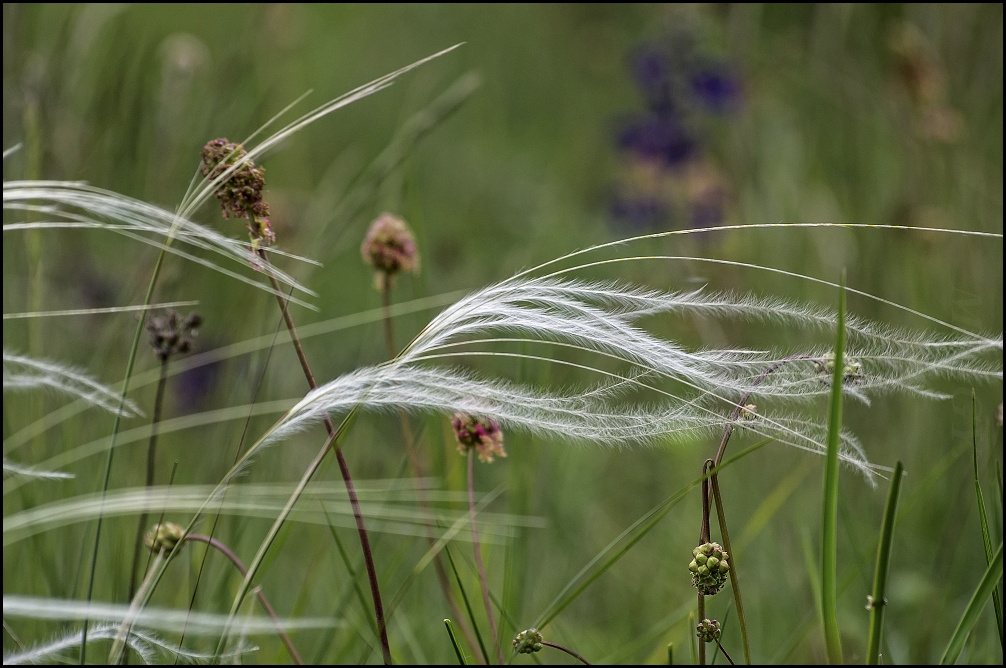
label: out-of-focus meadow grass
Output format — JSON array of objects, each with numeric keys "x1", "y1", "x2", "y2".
[{"x1": 3, "y1": 3, "x2": 1002, "y2": 664}]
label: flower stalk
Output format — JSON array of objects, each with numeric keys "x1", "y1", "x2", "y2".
[{"x1": 201, "y1": 139, "x2": 390, "y2": 662}]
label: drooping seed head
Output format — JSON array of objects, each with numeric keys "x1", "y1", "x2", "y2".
[{"x1": 200, "y1": 138, "x2": 274, "y2": 245}]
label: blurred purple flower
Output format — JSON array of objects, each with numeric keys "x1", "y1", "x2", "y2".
[
  {"x1": 616, "y1": 114, "x2": 697, "y2": 168},
  {"x1": 690, "y1": 65, "x2": 741, "y2": 113},
  {"x1": 608, "y1": 191, "x2": 669, "y2": 230}
]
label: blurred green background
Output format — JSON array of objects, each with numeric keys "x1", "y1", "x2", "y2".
[{"x1": 3, "y1": 3, "x2": 1002, "y2": 664}]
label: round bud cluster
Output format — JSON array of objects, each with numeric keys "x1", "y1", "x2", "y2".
[
  {"x1": 452, "y1": 413, "x2": 506, "y2": 463},
  {"x1": 689, "y1": 541, "x2": 730, "y2": 595},
  {"x1": 360, "y1": 212, "x2": 419, "y2": 289},
  {"x1": 147, "y1": 310, "x2": 202, "y2": 361},
  {"x1": 696, "y1": 618, "x2": 721, "y2": 643},
  {"x1": 144, "y1": 522, "x2": 185, "y2": 554},
  {"x1": 815, "y1": 352, "x2": 865, "y2": 386},
  {"x1": 512, "y1": 628, "x2": 543, "y2": 654}
]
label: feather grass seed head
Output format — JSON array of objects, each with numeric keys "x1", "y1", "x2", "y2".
[{"x1": 361, "y1": 212, "x2": 419, "y2": 290}]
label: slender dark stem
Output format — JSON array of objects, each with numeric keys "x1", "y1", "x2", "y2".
[
  {"x1": 713, "y1": 355, "x2": 818, "y2": 467},
  {"x1": 183, "y1": 534, "x2": 303, "y2": 664},
  {"x1": 81, "y1": 251, "x2": 169, "y2": 664},
  {"x1": 176, "y1": 334, "x2": 278, "y2": 664},
  {"x1": 697, "y1": 460, "x2": 714, "y2": 666},
  {"x1": 702, "y1": 354, "x2": 818, "y2": 665},
  {"x1": 713, "y1": 637, "x2": 735, "y2": 665},
  {"x1": 381, "y1": 281, "x2": 485, "y2": 663},
  {"x1": 124, "y1": 357, "x2": 169, "y2": 664},
  {"x1": 709, "y1": 472, "x2": 750, "y2": 664},
  {"x1": 259, "y1": 247, "x2": 391, "y2": 664},
  {"x1": 697, "y1": 593, "x2": 707, "y2": 666},
  {"x1": 699, "y1": 461, "x2": 713, "y2": 544},
  {"x1": 542, "y1": 640, "x2": 591, "y2": 665},
  {"x1": 468, "y1": 452, "x2": 503, "y2": 663}
]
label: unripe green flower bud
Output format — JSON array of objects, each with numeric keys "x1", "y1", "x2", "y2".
[
  {"x1": 144, "y1": 522, "x2": 185, "y2": 554},
  {"x1": 697, "y1": 618, "x2": 721, "y2": 643},
  {"x1": 513, "y1": 628, "x2": 544, "y2": 654},
  {"x1": 689, "y1": 542, "x2": 730, "y2": 595}
]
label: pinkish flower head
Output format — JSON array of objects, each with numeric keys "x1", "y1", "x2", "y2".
[
  {"x1": 452, "y1": 412, "x2": 506, "y2": 463},
  {"x1": 360, "y1": 212, "x2": 419, "y2": 289}
]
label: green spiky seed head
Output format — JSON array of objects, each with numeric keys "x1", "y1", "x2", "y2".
[
  {"x1": 689, "y1": 542, "x2": 729, "y2": 595},
  {"x1": 696, "y1": 618, "x2": 721, "y2": 643},
  {"x1": 513, "y1": 628, "x2": 543, "y2": 654},
  {"x1": 144, "y1": 522, "x2": 185, "y2": 554}
]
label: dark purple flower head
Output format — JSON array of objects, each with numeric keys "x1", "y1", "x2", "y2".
[
  {"x1": 629, "y1": 46, "x2": 677, "y2": 115},
  {"x1": 690, "y1": 65, "x2": 741, "y2": 114},
  {"x1": 616, "y1": 114, "x2": 697, "y2": 168}
]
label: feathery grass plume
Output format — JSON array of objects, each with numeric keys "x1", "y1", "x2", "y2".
[
  {"x1": 1, "y1": 594, "x2": 336, "y2": 637},
  {"x1": 261, "y1": 269, "x2": 999, "y2": 480},
  {"x1": 4, "y1": 481, "x2": 539, "y2": 546},
  {"x1": 1, "y1": 458, "x2": 73, "y2": 481},
  {"x1": 2, "y1": 349, "x2": 142, "y2": 417},
  {"x1": 1, "y1": 623, "x2": 255, "y2": 665},
  {"x1": 2, "y1": 180, "x2": 317, "y2": 307}
]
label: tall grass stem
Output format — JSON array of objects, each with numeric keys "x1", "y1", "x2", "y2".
[
  {"x1": 820, "y1": 274, "x2": 846, "y2": 664},
  {"x1": 866, "y1": 460, "x2": 904, "y2": 664}
]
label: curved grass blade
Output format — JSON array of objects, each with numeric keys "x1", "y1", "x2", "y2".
[
  {"x1": 971, "y1": 391, "x2": 1003, "y2": 649},
  {"x1": 534, "y1": 439, "x2": 769, "y2": 631},
  {"x1": 444, "y1": 543, "x2": 488, "y2": 665},
  {"x1": 444, "y1": 619, "x2": 469, "y2": 665},
  {"x1": 866, "y1": 460, "x2": 905, "y2": 664},
  {"x1": 939, "y1": 542, "x2": 1003, "y2": 665}
]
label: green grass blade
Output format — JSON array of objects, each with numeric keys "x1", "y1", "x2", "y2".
[
  {"x1": 534, "y1": 439, "x2": 769, "y2": 631},
  {"x1": 971, "y1": 391, "x2": 1003, "y2": 649},
  {"x1": 323, "y1": 505, "x2": 376, "y2": 637},
  {"x1": 821, "y1": 273, "x2": 846, "y2": 665},
  {"x1": 866, "y1": 460, "x2": 905, "y2": 664},
  {"x1": 443, "y1": 544, "x2": 489, "y2": 665},
  {"x1": 940, "y1": 542, "x2": 1003, "y2": 665},
  {"x1": 444, "y1": 619, "x2": 469, "y2": 665},
  {"x1": 84, "y1": 248, "x2": 168, "y2": 664}
]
